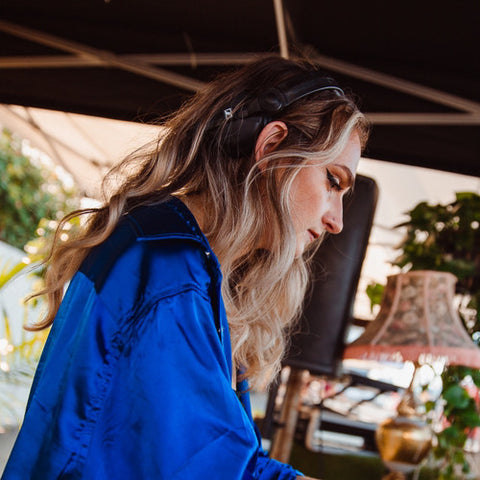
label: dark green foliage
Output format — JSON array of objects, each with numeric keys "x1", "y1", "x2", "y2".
[
  {"x1": 0, "y1": 129, "x2": 79, "y2": 249},
  {"x1": 366, "y1": 192, "x2": 480, "y2": 479},
  {"x1": 365, "y1": 282, "x2": 385, "y2": 313},
  {"x1": 432, "y1": 366, "x2": 480, "y2": 479},
  {"x1": 393, "y1": 192, "x2": 480, "y2": 334}
]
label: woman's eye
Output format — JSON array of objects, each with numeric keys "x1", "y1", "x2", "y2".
[{"x1": 326, "y1": 169, "x2": 341, "y2": 191}]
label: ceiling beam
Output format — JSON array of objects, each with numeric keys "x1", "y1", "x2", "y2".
[
  {"x1": 0, "y1": 55, "x2": 102, "y2": 68},
  {"x1": 367, "y1": 112, "x2": 480, "y2": 125},
  {"x1": 273, "y1": 0, "x2": 289, "y2": 59},
  {"x1": 0, "y1": 53, "x2": 260, "y2": 69},
  {"x1": 122, "y1": 53, "x2": 258, "y2": 65},
  {"x1": 1, "y1": 17, "x2": 479, "y2": 115},
  {"x1": 0, "y1": 20, "x2": 205, "y2": 92},
  {"x1": 310, "y1": 52, "x2": 480, "y2": 114}
]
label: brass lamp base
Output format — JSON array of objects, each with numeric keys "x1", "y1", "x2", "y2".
[
  {"x1": 376, "y1": 414, "x2": 432, "y2": 474},
  {"x1": 381, "y1": 473, "x2": 407, "y2": 480},
  {"x1": 376, "y1": 361, "x2": 433, "y2": 476}
]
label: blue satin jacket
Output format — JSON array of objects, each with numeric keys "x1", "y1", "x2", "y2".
[{"x1": 2, "y1": 198, "x2": 301, "y2": 480}]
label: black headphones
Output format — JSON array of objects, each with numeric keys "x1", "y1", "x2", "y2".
[{"x1": 216, "y1": 72, "x2": 344, "y2": 158}]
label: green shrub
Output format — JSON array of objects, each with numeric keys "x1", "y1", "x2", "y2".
[{"x1": 0, "y1": 128, "x2": 79, "y2": 249}]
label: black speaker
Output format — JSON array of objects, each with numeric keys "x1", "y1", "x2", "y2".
[{"x1": 284, "y1": 174, "x2": 378, "y2": 377}]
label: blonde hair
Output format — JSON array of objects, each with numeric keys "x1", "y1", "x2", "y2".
[{"x1": 32, "y1": 56, "x2": 369, "y2": 387}]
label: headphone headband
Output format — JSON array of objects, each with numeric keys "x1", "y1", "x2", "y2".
[
  {"x1": 217, "y1": 71, "x2": 345, "y2": 157},
  {"x1": 226, "y1": 73, "x2": 344, "y2": 120}
]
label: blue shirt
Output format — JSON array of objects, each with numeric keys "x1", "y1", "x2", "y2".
[{"x1": 2, "y1": 198, "x2": 301, "y2": 480}]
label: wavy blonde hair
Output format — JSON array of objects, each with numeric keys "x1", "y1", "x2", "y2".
[{"x1": 32, "y1": 56, "x2": 369, "y2": 387}]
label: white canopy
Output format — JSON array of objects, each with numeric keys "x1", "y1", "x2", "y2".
[{"x1": 1, "y1": 104, "x2": 479, "y2": 318}]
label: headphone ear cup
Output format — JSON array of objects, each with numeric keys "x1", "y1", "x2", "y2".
[
  {"x1": 215, "y1": 73, "x2": 343, "y2": 158},
  {"x1": 223, "y1": 115, "x2": 268, "y2": 158}
]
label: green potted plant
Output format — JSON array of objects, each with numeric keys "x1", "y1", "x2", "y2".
[{"x1": 367, "y1": 192, "x2": 480, "y2": 479}]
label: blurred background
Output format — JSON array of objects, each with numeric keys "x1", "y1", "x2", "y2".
[{"x1": 0, "y1": 1, "x2": 479, "y2": 478}]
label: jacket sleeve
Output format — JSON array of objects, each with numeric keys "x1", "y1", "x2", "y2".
[
  {"x1": 254, "y1": 450, "x2": 304, "y2": 479},
  {"x1": 79, "y1": 286, "x2": 300, "y2": 480}
]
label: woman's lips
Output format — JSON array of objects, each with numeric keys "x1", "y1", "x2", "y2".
[{"x1": 308, "y1": 229, "x2": 320, "y2": 242}]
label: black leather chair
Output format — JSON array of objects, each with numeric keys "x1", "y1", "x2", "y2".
[
  {"x1": 265, "y1": 174, "x2": 379, "y2": 460},
  {"x1": 285, "y1": 174, "x2": 379, "y2": 376}
]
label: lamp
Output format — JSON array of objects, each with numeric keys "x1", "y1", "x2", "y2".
[{"x1": 343, "y1": 270, "x2": 480, "y2": 478}]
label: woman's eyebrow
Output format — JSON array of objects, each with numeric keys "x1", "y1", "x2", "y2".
[{"x1": 333, "y1": 164, "x2": 355, "y2": 188}]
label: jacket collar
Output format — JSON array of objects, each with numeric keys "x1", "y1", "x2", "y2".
[{"x1": 127, "y1": 196, "x2": 211, "y2": 253}]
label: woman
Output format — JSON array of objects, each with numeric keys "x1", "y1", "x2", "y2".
[{"x1": 2, "y1": 56, "x2": 368, "y2": 479}]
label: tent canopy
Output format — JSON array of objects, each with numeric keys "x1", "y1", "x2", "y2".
[{"x1": 0, "y1": 0, "x2": 479, "y2": 176}]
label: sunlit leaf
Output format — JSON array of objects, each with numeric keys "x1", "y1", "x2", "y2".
[{"x1": 442, "y1": 385, "x2": 470, "y2": 409}]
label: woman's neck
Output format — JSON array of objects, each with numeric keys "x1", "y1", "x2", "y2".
[{"x1": 177, "y1": 193, "x2": 208, "y2": 234}]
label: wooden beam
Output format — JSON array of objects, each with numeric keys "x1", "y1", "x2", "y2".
[
  {"x1": 0, "y1": 20, "x2": 205, "y2": 92},
  {"x1": 310, "y1": 51, "x2": 480, "y2": 114},
  {"x1": 367, "y1": 112, "x2": 480, "y2": 125}
]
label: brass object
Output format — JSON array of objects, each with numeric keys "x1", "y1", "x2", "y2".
[
  {"x1": 382, "y1": 472, "x2": 407, "y2": 480},
  {"x1": 382, "y1": 473, "x2": 407, "y2": 480},
  {"x1": 376, "y1": 414, "x2": 432, "y2": 473},
  {"x1": 342, "y1": 270, "x2": 480, "y2": 475},
  {"x1": 376, "y1": 362, "x2": 432, "y2": 474}
]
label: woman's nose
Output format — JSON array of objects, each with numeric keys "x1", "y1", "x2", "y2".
[{"x1": 322, "y1": 202, "x2": 343, "y2": 234}]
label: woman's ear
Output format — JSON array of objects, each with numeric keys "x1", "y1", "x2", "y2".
[{"x1": 254, "y1": 121, "x2": 288, "y2": 166}]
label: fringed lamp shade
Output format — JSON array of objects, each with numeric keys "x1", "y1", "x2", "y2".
[
  {"x1": 344, "y1": 270, "x2": 480, "y2": 368},
  {"x1": 344, "y1": 271, "x2": 480, "y2": 478}
]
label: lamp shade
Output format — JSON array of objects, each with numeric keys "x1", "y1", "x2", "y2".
[{"x1": 344, "y1": 270, "x2": 480, "y2": 368}]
